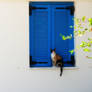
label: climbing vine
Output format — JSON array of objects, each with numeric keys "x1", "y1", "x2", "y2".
[{"x1": 60, "y1": 16, "x2": 92, "y2": 59}]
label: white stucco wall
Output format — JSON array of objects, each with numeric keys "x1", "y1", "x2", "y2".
[{"x1": 0, "y1": 1, "x2": 92, "y2": 92}]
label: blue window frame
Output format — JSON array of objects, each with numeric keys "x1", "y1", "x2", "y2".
[{"x1": 29, "y1": 2, "x2": 75, "y2": 67}]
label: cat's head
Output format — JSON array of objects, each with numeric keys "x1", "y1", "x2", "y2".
[{"x1": 50, "y1": 48, "x2": 56, "y2": 54}]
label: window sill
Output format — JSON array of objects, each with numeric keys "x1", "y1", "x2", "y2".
[{"x1": 30, "y1": 66, "x2": 79, "y2": 70}]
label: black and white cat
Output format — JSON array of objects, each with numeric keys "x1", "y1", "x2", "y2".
[{"x1": 51, "y1": 48, "x2": 63, "y2": 76}]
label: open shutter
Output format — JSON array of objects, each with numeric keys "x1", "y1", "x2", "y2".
[
  {"x1": 29, "y1": 5, "x2": 51, "y2": 67},
  {"x1": 52, "y1": 4, "x2": 75, "y2": 66}
]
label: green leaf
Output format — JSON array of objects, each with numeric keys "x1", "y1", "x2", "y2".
[
  {"x1": 88, "y1": 18, "x2": 92, "y2": 26},
  {"x1": 88, "y1": 18, "x2": 92, "y2": 22},
  {"x1": 69, "y1": 25, "x2": 73, "y2": 28},
  {"x1": 74, "y1": 26, "x2": 77, "y2": 29},
  {"x1": 74, "y1": 18, "x2": 80, "y2": 25},
  {"x1": 85, "y1": 28, "x2": 88, "y2": 31},
  {"x1": 78, "y1": 24, "x2": 81, "y2": 28},
  {"x1": 89, "y1": 41, "x2": 92, "y2": 44},
  {"x1": 80, "y1": 26, "x2": 83, "y2": 29},
  {"x1": 87, "y1": 43, "x2": 91, "y2": 47},
  {"x1": 69, "y1": 50, "x2": 74, "y2": 54},
  {"x1": 82, "y1": 31, "x2": 85, "y2": 35},
  {"x1": 82, "y1": 16, "x2": 86, "y2": 22},
  {"x1": 66, "y1": 34, "x2": 72, "y2": 40},
  {"x1": 83, "y1": 48, "x2": 91, "y2": 52},
  {"x1": 80, "y1": 41, "x2": 88, "y2": 48},
  {"x1": 86, "y1": 56, "x2": 92, "y2": 59},
  {"x1": 78, "y1": 30, "x2": 81, "y2": 34},
  {"x1": 62, "y1": 35, "x2": 66, "y2": 40},
  {"x1": 74, "y1": 31, "x2": 77, "y2": 33},
  {"x1": 60, "y1": 34, "x2": 72, "y2": 40},
  {"x1": 88, "y1": 38, "x2": 91, "y2": 40},
  {"x1": 60, "y1": 34, "x2": 66, "y2": 40}
]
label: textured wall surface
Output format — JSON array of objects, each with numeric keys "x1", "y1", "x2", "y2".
[{"x1": 0, "y1": 1, "x2": 92, "y2": 92}]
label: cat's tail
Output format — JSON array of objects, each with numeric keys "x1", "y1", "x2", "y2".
[
  {"x1": 56, "y1": 58, "x2": 64, "y2": 77},
  {"x1": 57, "y1": 61, "x2": 63, "y2": 77},
  {"x1": 60, "y1": 64, "x2": 63, "y2": 76}
]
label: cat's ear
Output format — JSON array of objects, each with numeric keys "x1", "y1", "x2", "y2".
[{"x1": 54, "y1": 48, "x2": 56, "y2": 51}]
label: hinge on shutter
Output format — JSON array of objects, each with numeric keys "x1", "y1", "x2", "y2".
[
  {"x1": 29, "y1": 6, "x2": 32, "y2": 16},
  {"x1": 63, "y1": 55, "x2": 75, "y2": 66},
  {"x1": 66, "y1": 6, "x2": 75, "y2": 15},
  {"x1": 71, "y1": 55, "x2": 75, "y2": 66},
  {"x1": 29, "y1": 6, "x2": 47, "y2": 16},
  {"x1": 31, "y1": 62, "x2": 48, "y2": 65},
  {"x1": 30, "y1": 56, "x2": 32, "y2": 66},
  {"x1": 56, "y1": 6, "x2": 75, "y2": 15},
  {"x1": 30, "y1": 56, "x2": 48, "y2": 66}
]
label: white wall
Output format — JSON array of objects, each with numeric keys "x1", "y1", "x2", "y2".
[{"x1": 0, "y1": 1, "x2": 92, "y2": 92}]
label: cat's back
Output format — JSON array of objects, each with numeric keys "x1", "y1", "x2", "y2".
[{"x1": 56, "y1": 54, "x2": 62, "y2": 60}]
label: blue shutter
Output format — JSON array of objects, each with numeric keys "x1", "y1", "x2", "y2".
[
  {"x1": 53, "y1": 8, "x2": 70, "y2": 61},
  {"x1": 52, "y1": 4, "x2": 75, "y2": 67},
  {"x1": 29, "y1": 4, "x2": 52, "y2": 67}
]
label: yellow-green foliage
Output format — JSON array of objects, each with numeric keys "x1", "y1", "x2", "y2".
[{"x1": 60, "y1": 16, "x2": 92, "y2": 57}]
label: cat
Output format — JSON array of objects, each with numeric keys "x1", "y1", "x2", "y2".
[{"x1": 51, "y1": 48, "x2": 63, "y2": 76}]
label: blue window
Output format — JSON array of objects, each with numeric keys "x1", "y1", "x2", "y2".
[{"x1": 29, "y1": 2, "x2": 75, "y2": 67}]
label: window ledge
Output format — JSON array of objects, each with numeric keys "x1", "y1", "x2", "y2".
[{"x1": 30, "y1": 66, "x2": 79, "y2": 70}]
